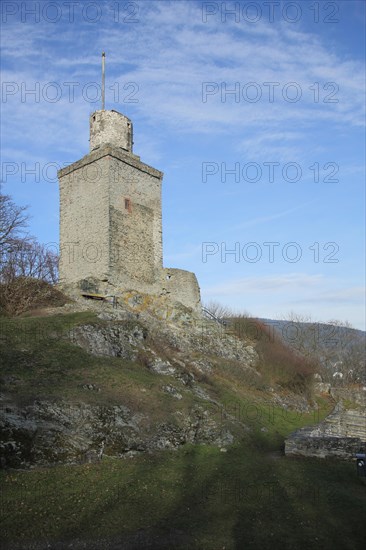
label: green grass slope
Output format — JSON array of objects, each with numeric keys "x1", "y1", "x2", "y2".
[{"x1": 0, "y1": 311, "x2": 365, "y2": 549}]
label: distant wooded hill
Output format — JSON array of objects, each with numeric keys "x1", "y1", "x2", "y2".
[{"x1": 258, "y1": 318, "x2": 365, "y2": 383}]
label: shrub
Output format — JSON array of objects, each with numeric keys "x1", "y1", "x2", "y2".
[
  {"x1": 0, "y1": 277, "x2": 68, "y2": 317},
  {"x1": 229, "y1": 316, "x2": 316, "y2": 395}
]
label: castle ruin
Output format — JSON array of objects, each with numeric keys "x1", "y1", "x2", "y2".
[{"x1": 58, "y1": 109, "x2": 201, "y2": 312}]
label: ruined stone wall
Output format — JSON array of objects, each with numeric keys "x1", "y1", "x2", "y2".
[
  {"x1": 161, "y1": 268, "x2": 201, "y2": 312},
  {"x1": 285, "y1": 433, "x2": 364, "y2": 460},
  {"x1": 285, "y1": 396, "x2": 366, "y2": 459},
  {"x1": 59, "y1": 156, "x2": 110, "y2": 284}
]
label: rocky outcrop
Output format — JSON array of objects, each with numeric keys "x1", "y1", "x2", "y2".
[
  {"x1": 0, "y1": 398, "x2": 233, "y2": 469},
  {"x1": 63, "y1": 291, "x2": 260, "y2": 368},
  {"x1": 0, "y1": 294, "x2": 325, "y2": 469},
  {"x1": 1, "y1": 300, "x2": 256, "y2": 468},
  {"x1": 71, "y1": 322, "x2": 147, "y2": 359}
]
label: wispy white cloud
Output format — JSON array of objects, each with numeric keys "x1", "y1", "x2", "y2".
[
  {"x1": 202, "y1": 275, "x2": 365, "y2": 329},
  {"x1": 1, "y1": 0, "x2": 364, "y2": 153},
  {"x1": 236, "y1": 131, "x2": 305, "y2": 163},
  {"x1": 226, "y1": 202, "x2": 316, "y2": 231},
  {"x1": 1, "y1": 1, "x2": 364, "y2": 330},
  {"x1": 293, "y1": 286, "x2": 366, "y2": 305}
]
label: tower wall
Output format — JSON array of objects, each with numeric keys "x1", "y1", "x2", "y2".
[
  {"x1": 58, "y1": 143, "x2": 163, "y2": 293},
  {"x1": 59, "y1": 156, "x2": 110, "y2": 284},
  {"x1": 90, "y1": 110, "x2": 133, "y2": 152},
  {"x1": 108, "y1": 155, "x2": 163, "y2": 288},
  {"x1": 58, "y1": 108, "x2": 201, "y2": 312}
]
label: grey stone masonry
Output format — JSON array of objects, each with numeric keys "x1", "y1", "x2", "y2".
[
  {"x1": 58, "y1": 109, "x2": 201, "y2": 312},
  {"x1": 285, "y1": 391, "x2": 366, "y2": 459},
  {"x1": 90, "y1": 110, "x2": 133, "y2": 152}
]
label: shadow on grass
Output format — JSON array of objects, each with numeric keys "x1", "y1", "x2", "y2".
[{"x1": 1, "y1": 441, "x2": 366, "y2": 550}]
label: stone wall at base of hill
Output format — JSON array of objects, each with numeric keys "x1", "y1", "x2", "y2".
[{"x1": 285, "y1": 431, "x2": 364, "y2": 459}]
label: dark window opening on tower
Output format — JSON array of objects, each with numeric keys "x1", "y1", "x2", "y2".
[
  {"x1": 93, "y1": 115, "x2": 96, "y2": 121},
  {"x1": 125, "y1": 198, "x2": 131, "y2": 210}
]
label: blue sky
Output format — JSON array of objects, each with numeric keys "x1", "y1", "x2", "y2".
[{"x1": 1, "y1": 0, "x2": 365, "y2": 329}]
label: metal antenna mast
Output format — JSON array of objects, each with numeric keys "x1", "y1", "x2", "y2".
[{"x1": 102, "y1": 52, "x2": 105, "y2": 110}]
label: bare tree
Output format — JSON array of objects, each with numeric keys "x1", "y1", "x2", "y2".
[
  {"x1": 0, "y1": 238, "x2": 58, "y2": 284},
  {"x1": 203, "y1": 300, "x2": 235, "y2": 320},
  {"x1": 280, "y1": 312, "x2": 321, "y2": 359},
  {"x1": 0, "y1": 192, "x2": 30, "y2": 253},
  {"x1": 0, "y1": 191, "x2": 59, "y2": 285},
  {"x1": 280, "y1": 312, "x2": 366, "y2": 385}
]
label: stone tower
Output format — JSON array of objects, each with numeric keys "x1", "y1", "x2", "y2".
[{"x1": 58, "y1": 109, "x2": 201, "y2": 311}]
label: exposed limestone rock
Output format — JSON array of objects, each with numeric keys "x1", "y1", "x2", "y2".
[
  {"x1": 4, "y1": 294, "x2": 337, "y2": 469},
  {"x1": 147, "y1": 357, "x2": 176, "y2": 376},
  {"x1": 71, "y1": 322, "x2": 147, "y2": 359},
  {"x1": 162, "y1": 385, "x2": 183, "y2": 399},
  {"x1": 314, "y1": 382, "x2": 331, "y2": 394},
  {"x1": 0, "y1": 399, "x2": 233, "y2": 469}
]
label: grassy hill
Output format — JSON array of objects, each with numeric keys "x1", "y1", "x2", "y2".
[{"x1": 0, "y1": 299, "x2": 365, "y2": 549}]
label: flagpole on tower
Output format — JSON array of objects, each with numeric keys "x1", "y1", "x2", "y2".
[{"x1": 102, "y1": 52, "x2": 105, "y2": 110}]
